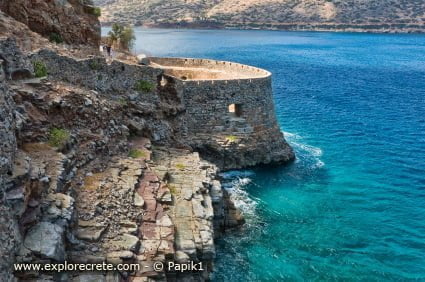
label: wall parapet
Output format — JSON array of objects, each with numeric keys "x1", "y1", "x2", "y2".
[
  {"x1": 143, "y1": 57, "x2": 271, "y2": 81},
  {"x1": 31, "y1": 49, "x2": 162, "y2": 96}
]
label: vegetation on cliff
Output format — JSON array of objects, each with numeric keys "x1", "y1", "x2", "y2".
[
  {"x1": 134, "y1": 79, "x2": 154, "y2": 93},
  {"x1": 33, "y1": 61, "x2": 48, "y2": 78},
  {"x1": 48, "y1": 128, "x2": 70, "y2": 148}
]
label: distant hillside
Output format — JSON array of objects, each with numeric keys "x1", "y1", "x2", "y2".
[{"x1": 93, "y1": 0, "x2": 425, "y2": 33}]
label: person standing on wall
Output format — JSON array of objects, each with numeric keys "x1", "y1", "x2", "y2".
[{"x1": 106, "y1": 44, "x2": 112, "y2": 57}]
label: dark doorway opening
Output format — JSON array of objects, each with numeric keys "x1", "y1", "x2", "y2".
[{"x1": 228, "y1": 104, "x2": 242, "y2": 117}]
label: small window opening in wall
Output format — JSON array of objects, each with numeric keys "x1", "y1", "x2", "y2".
[
  {"x1": 160, "y1": 76, "x2": 168, "y2": 87},
  {"x1": 228, "y1": 104, "x2": 242, "y2": 117}
]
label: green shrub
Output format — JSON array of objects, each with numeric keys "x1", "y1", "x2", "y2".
[
  {"x1": 225, "y1": 135, "x2": 238, "y2": 142},
  {"x1": 91, "y1": 7, "x2": 101, "y2": 17},
  {"x1": 48, "y1": 128, "x2": 70, "y2": 148},
  {"x1": 33, "y1": 61, "x2": 48, "y2": 78},
  {"x1": 49, "y1": 32, "x2": 63, "y2": 44},
  {"x1": 89, "y1": 60, "x2": 101, "y2": 70},
  {"x1": 175, "y1": 163, "x2": 186, "y2": 170},
  {"x1": 134, "y1": 80, "x2": 154, "y2": 93},
  {"x1": 128, "y1": 149, "x2": 147, "y2": 159}
]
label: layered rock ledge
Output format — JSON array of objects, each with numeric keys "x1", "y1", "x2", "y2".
[{"x1": 0, "y1": 14, "x2": 293, "y2": 281}]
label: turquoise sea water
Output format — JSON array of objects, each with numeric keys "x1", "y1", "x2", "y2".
[{"x1": 112, "y1": 28, "x2": 425, "y2": 280}]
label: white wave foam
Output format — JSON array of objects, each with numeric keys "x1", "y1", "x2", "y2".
[
  {"x1": 220, "y1": 173, "x2": 258, "y2": 219},
  {"x1": 219, "y1": 131, "x2": 325, "y2": 223},
  {"x1": 293, "y1": 142, "x2": 323, "y2": 157},
  {"x1": 282, "y1": 131, "x2": 325, "y2": 169},
  {"x1": 220, "y1": 170, "x2": 255, "y2": 180},
  {"x1": 238, "y1": 177, "x2": 252, "y2": 186},
  {"x1": 283, "y1": 131, "x2": 300, "y2": 139}
]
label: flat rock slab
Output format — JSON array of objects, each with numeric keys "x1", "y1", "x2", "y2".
[
  {"x1": 24, "y1": 221, "x2": 65, "y2": 261},
  {"x1": 111, "y1": 234, "x2": 140, "y2": 252},
  {"x1": 76, "y1": 226, "x2": 107, "y2": 242}
]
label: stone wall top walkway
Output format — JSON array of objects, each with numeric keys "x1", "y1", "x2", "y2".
[{"x1": 143, "y1": 57, "x2": 271, "y2": 81}]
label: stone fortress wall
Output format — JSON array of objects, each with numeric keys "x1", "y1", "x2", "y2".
[
  {"x1": 33, "y1": 51, "x2": 294, "y2": 169},
  {"x1": 146, "y1": 57, "x2": 277, "y2": 135},
  {"x1": 145, "y1": 57, "x2": 295, "y2": 169},
  {"x1": 32, "y1": 49, "x2": 161, "y2": 97}
]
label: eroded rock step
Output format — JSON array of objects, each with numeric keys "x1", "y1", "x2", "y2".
[
  {"x1": 61, "y1": 138, "x2": 224, "y2": 282},
  {"x1": 9, "y1": 137, "x2": 243, "y2": 281},
  {"x1": 68, "y1": 138, "x2": 153, "y2": 281},
  {"x1": 149, "y1": 147, "x2": 219, "y2": 281}
]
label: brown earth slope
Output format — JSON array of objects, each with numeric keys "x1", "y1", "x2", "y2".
[
  {"x1": 93, "y1": 0, "x2": 425, "y2": 33},
  {"x1": 0, "y1": 0, "x2": 101, "y2": 45}
]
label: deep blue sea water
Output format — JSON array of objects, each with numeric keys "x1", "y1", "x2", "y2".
[{"x1": 105, "y1": 28, "x2": 425, "y2": 281}]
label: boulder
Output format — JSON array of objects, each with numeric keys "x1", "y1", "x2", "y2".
[
  {"x1": 175, "y1": 251, "x2": 190, "y2": 263},
  {"x1": 76, "y1": 226, "x2": 106, "y2": 242},
  {"x1": 156, "y1": 214, "x2": 173, "y2": 227},
  {"x1": 133, "y1": 192, "x2": 144, "y2": 207},
  {"x1": 23, "y1": 222, "x2": 65, "y2": 261},
  {"x1": 44, "y1": 193, "x2": 74, "y2": 221},
  {"x1": 0, "y1": 38, "x2": 34, "y2": 80},
  {"x1": 76, "y1": 220, "x2": 107, "y2": 242}
]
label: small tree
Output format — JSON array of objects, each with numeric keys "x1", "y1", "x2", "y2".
[
  {"x1": 120, "y1": 26, "x2": 136, "y2": 50},
  {"x1": 107, "y1": 23, "x2": 135, "y2": 51},
  {"x1": 107, "y1": 23, "x2": 123, "y2": 44}
]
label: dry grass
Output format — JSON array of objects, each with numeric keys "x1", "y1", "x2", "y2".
[
  {"x1": 22, "y1": 142, "x2": 53, "y2": 152},
  {"x1": 128, "y1": 148, "x2": 147, "y2": 159},
  {"x1": 83, "y1": 173, "x2": 105, "y2": 190},
  {"x1": 167, "y1": 184, "x2": 178, "y2": 195}
]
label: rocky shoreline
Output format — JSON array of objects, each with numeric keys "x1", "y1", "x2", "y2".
[
  {"x1": 0, "y1": 36, "x2": 291, "y2": 282},
  {"x1": 94, "y1": 0, "x2": 425, "y2": 34},
  {"x1": 103, "y1": 22, "x2": 425, "y2": 34},
  {"x1": 0, "y1": 3, "x2": 293, "y2": 281},
  {"x1": 0, "y1": 42, "x2": 246, "y2": 281}
]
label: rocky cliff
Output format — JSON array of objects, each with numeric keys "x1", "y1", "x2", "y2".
[
  {"x1": 0, "y1": 5, "x2": 291, "y2": 281},
  {"x1": 0, "y1": 39, "x2": 21, "y2": 282},
  {"x1": 93, "y1": 0, "x2": 425, "y2": 33},
  {"x1": 0, "y1": 38, "x2": 245, "y2": 281},
  {"x1": 0, "y1": 0, "x2": 101, "y2": 45}
]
